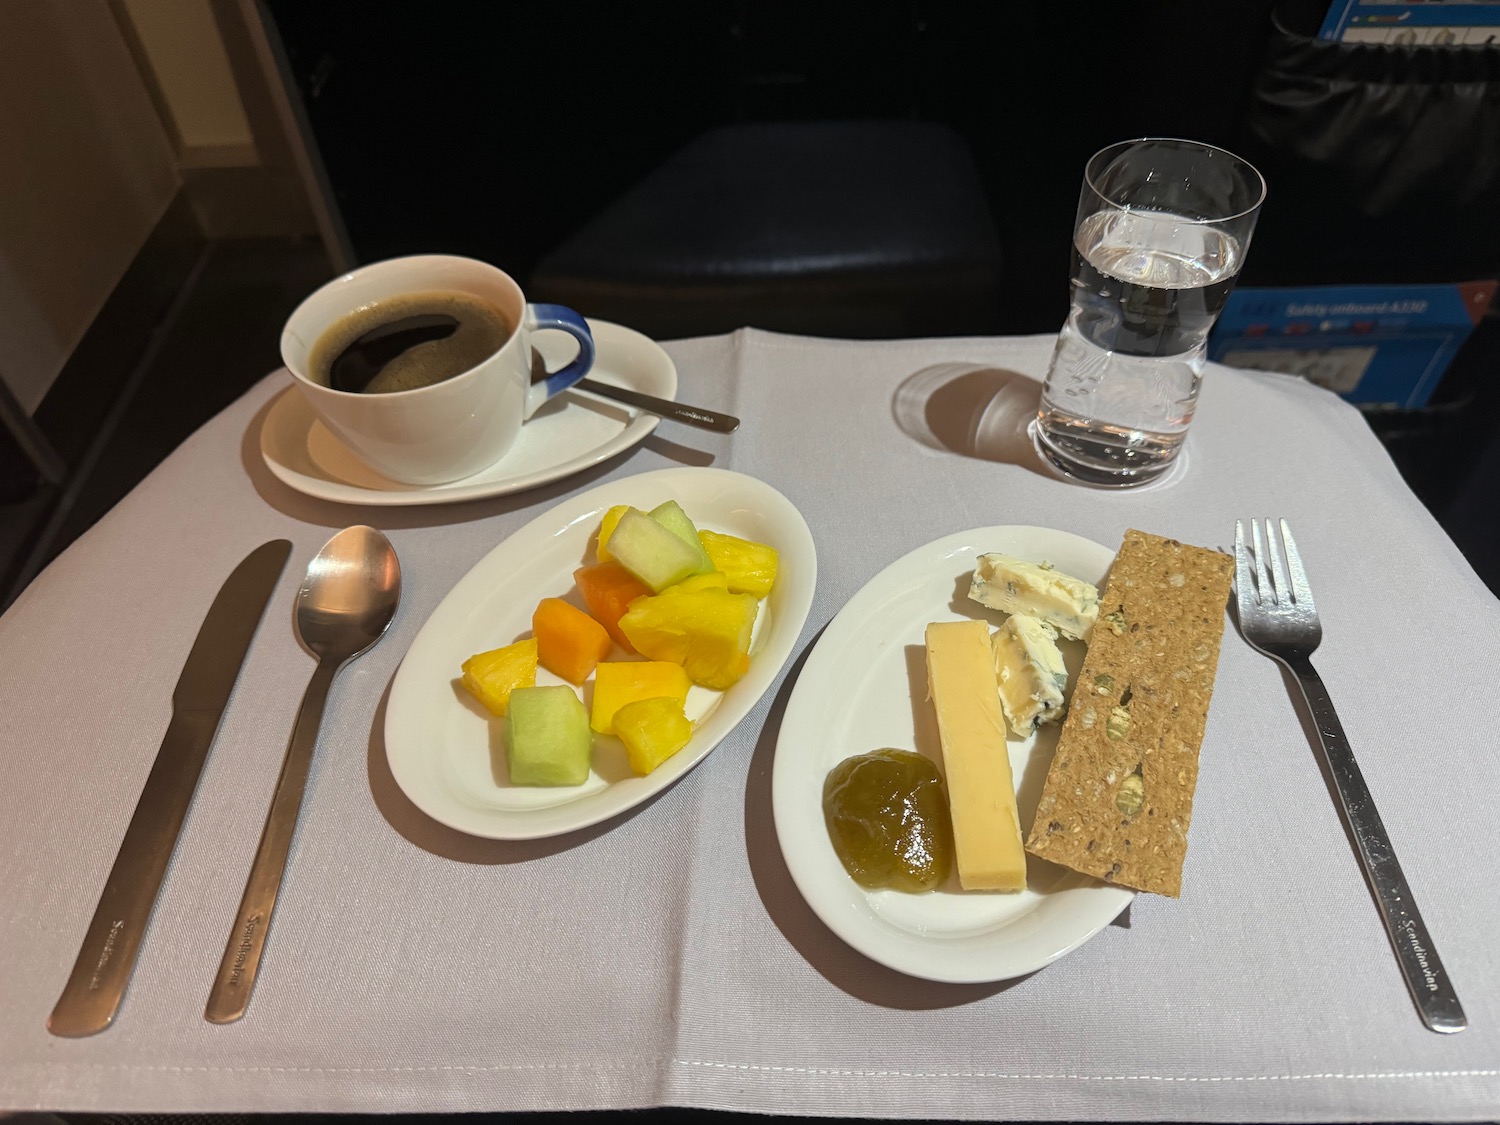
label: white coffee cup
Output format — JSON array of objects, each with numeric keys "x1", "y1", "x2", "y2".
[{"x1": 280, "y1": 255, "x2": 594, "y2": 485}]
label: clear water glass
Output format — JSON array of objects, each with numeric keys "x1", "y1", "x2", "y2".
[{"x1": 1032, "y1": 138, "x2": 1265, "y2": 487}]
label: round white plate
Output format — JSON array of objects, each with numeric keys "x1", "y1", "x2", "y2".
[
  {"x1": 260, "y1": 319, "x2": 676, "y2": 506},
  {"x1": 772, "y1": 525, "x2": 1134, "y2": 983},
  {"x1": 386, "y1": 466, "x2": 817, "y2": 839}
]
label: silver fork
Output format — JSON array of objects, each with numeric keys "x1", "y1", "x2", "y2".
[{"x1": 1234, "y1": 519, "x2": 1465, "y2": 1034}]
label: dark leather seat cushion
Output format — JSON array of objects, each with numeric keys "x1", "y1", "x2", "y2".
[{"x1": 530, "y1": 121, "x2": 1003, "y2": 339}]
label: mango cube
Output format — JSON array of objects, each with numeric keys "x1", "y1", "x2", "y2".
[
  {"x1": 613, "y1": 696, "x2": 693, "y2": 775},
  {"x1": 460, "y1": 638, "x2": 538, "y2": 717},
  {"x1": 590, "y1": 660, "x2": 692, "y2": 734},
  {"x1": 618, "y1": 587, "x2": 759, "y2": 690}
]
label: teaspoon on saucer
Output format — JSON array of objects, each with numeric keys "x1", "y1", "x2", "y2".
[
  {"x1": 575, "y1": 377, "x2": 739, "y2": 433},
  {"x1": 531, "y1": 348, "x2": 738, "y2": 433}
]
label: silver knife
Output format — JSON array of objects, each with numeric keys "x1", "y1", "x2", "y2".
[{"x1": 47, "y1": 539, "x2": 291, "y2": 1037}]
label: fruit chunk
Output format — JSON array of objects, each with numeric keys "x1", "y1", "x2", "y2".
[
  {"x1": 573, "y1": 562, "x2": 651, "y2": 652},
  {"x1": 506, "y1": 685, "x2": 591, "y2": 786},
  {"x1": 648, "y1": 501, "x2": 716, "y2": 574},
  {"x1": 619, "y1": 587, "x2": 759, "y2": 690},
  {"x1": 612, "y1": 696, "x2": 693, "y2": 775},
  {"x1": 595, "y1": 504, "x2": 631, "y2": 562},
  {"x1": 590, "y1": 660, "x2": 691, "y2": 734},
  {"x1": 698, "y1": 530, "x2": 779, "y2": 597},
  {"x1": 533, "y1": 597, "x2": 612, "y2": 684},
  {"x1": 662, "y1": 571, "x2": 728, "y2": 595},
  {"x1": 606, "y1": 508, "x2": 707, "y2": 592},
  {"x1": 460, "y1": 638, "x2": 538, "y2": 717}
]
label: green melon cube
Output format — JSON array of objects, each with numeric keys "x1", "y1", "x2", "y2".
[
  {"x1": 506, "y1": 685, "x2": 591, "y2": 786},
  {"x1": 648, "y1": 501, "x2": 716, "y2": 575},
  {"x1": 606, "y1": 508, "x2": 705, "y2": 592}
]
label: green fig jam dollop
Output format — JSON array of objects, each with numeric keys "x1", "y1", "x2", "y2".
[{"x1": 822, "y1": 748, "x2": 953, "y2": 893}]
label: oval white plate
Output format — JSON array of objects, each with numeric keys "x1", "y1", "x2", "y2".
[
  {"x1": 772, "y1": 525, "x2": 1134, "y2": 983},
  {"x1": 261, "y1": 319, "x2": 676, "y2": 506},
  {"x1": 386, "y1": 466, "x2": 817, "y2": 839}
]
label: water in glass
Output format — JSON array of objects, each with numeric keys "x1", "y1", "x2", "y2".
[{"x1": 1035, "y1": 208, "x2": 1243, "y2": 486}]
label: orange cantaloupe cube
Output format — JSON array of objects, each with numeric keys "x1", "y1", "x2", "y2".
[
  {"x1": 532, "y1": 597, "x2": 612, "y2": 684},
  {"x1": 573, "y1": 562, "x2": 651, "y2": 653}
]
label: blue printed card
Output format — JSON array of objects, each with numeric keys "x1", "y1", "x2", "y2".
[{"x1": 1208, "y1": 282, "x2": 1495, "y2": 409}]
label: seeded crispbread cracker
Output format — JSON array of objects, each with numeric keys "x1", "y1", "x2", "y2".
[{"x1": 1023, "y1": 529, "x2": 1233, "y2": 896}]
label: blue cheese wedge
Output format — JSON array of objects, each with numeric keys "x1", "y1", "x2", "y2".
[
  {"x1": 991, "y1": 614, "x2": 1069, "y2": 738},
  {"x1": 968, "y1": 553, "x2": 1099, "y2": 640}
]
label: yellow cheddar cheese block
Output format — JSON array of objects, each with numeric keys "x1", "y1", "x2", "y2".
[{"x1": 924, "y1": 620, "x2": 1026, "y2": 892}]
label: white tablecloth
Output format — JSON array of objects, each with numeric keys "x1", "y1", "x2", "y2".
[{"x1": 2, "y1": 331, "x2": 1497, "y2": 1119}]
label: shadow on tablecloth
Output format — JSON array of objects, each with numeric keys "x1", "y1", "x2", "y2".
[{"x1": 892, "y1": 363, "x2": 1052, "y2": 475}]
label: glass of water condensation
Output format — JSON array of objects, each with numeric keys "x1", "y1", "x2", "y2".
[{"x1": 1032, "y1": 138, "x2": 1265, "y2": 487}]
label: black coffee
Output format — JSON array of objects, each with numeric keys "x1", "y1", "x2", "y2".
[{"x1": 308, "y1": 290, "x2": 512, "y2": 393}]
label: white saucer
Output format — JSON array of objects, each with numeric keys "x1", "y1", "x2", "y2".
[{"x1": 259, "y1": 319, "x2": 677, "y2": 506}]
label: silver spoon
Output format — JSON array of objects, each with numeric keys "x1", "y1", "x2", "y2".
[
  {"x1": 205, "y1": 526, "x2": 400, "y2": 1024},
  {"x1": 531, "y1": 348, "x2": 739, "y2": 433},
  {"x1": 574, "y1": 378, "x2": 739, "y2": 434}
]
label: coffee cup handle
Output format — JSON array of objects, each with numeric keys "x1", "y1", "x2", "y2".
[{"x1": 523, "y1": 304, "x2": 595, "y2": 419}]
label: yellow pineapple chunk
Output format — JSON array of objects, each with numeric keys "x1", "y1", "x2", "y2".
[
  {"x1": 698, "y1": 530, "x2": 779, "y2": 597},
  {"x1": 662, "y1": 571, "x2": 729, "y2": 595},
  {"x1": 618, "y1": 588, "x2": 759, "y2": 690},
  {"x1": 460, "y1": 638, "x2": 538, "y2": 716},
  {"x1": 595, "y1": 504, "x2": 632, "y2": 562},
  {"x1": 613, "y1": 696, "x2": 693, "y2": 775},
  {"x1": 590, "y1": 660, "x2": 691, "y2": 734}
]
